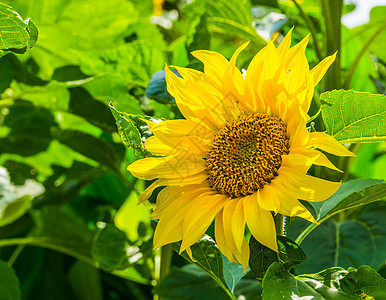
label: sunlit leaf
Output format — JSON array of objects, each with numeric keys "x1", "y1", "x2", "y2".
[
  {"x1": 0, "y1": 3, "x2": 38, "y2": 57},
  {"x1": 263, "y1": 263, "x2": 385, "y2": 300},
  {"x1": 114, "y1": 185, "x2": 151, "y2": 242},
  {"x1": 321, "y1": 89, "x2": 386, "y2": 143}
]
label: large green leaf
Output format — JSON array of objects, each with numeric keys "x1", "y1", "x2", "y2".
[
  {"x1": 0, "y1": 3, "x2": 38, "y2": 57},
  {"x1": 249, "y1": 236, "x2": 306, "y2": 280},
  {"x1": 293, "y1": 201, "x2": 386, "y2": 274},
  {"x1": 154, "y1": 264, "x2": 230, "y2": 300},
  {"x1": 0, "y1": 103, "x2": 56, "y2": 156},
  {"x1": 31, "y1": 206, "x2": 96, "y2": 260},
  {"x1": 55, "y1": 129, "x2": 124, "y2": 172},
  {"x1": 0, "y1": 259, "x2": 21, "y2": 300},
  {"x1": 341, "y1": 265, "x2": 386, "y2": 299},
  {"x1": 91, "y1": 224, "x2": 130, "y2": 271},
  {"x1": 295, "y1": 179, "x2": 386, "y2": 245},
  {"x1": 206, "y1": 0, "x2": 265, "y2": 46},
  {"x1": 173, "y1": 235, "x2": 240, "y2": 298},
  {"x1": 320, "y1": 89, "x2": 386, "y2": 143},
  {"x1": 263, "y1": 263, "x2": 385, "y2": 299}
]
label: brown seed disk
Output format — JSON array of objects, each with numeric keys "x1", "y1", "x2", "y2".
[{"x1": 206, "y1": 112, "x2": 289, "y2": 198}]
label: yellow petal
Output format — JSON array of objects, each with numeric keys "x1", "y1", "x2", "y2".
[
  {"x1": 180, "y1": 193, "x2": 226, "y2": 252},
  {"x1": 151, "y1": 186, "x2": 181, "y2": 219},
  {"x1": 310, "y1": 52, "x2": 337, "y2": 86},
  {"x1": 277, "y1": 27, "x2": 294, "y2": 58},
  {"x1": 244, "y1": 193, "x2": 278, "y2": 252},
  {"x1": 153, "y1": 186, "x2": 213, "y2": 248},
  {"x1": 278, "y1": 168, "x2": 341, "y2": 202},
  {"x1": 145, "y1": 136, "x2": 173, "y2": 155},
  {"x1": 231, "y1": 199, "x2": 246, "y2": 252},
  {"x1": 292, "y1": 148, "x2": 342, "y2": 172},
  {"x1": 308, "y1": 132, "x2": 356, "y2": 157},
  {"x1": 127, "y1": 155, "x2": 206, "y2": 180},
  {"x1": 275, "y1": 188, "x2": 316, "y2": 223},
  {"x1": 283, "y1": 34, "x2": 310, "y2": 71},
  {"x1": 215, "y1": 210, "x2": 237, "y2": 263},
  {"x1": 258, "y1": 184, "x2": 281, "y2": 213},
  {"x1": 137, "y1": 179, "x2": 162, "y2": 205},
  {"x1": 298, "y1": 175, "x2": 341, "y2": 202},
  {"x1": 145, "y1": 118, "x2": 214, "y2": 141},
  {"x1": 281, "y1": 153, "x2": 315, "y2": 173},
  {"x1": 191, "y1": 50, "x2": 229, "y2": 85},
  {"x1": 165, "y1": 66, "x2": 225, "y2": 129},
  {"x1": 223, "y1": 41, "x2": 249, "y2": 97}
]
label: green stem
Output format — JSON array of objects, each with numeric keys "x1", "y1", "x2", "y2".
[
  {"x1": 321, "y1": 0, "x2": 343, "y2": 90},
  {"x1": 0, "y1": 237, "x2": 98, "y2": 268},
  {"x1": 343, "y1": 24, "x2": 386, "y2": 89},
  {"x1": 291, "y1": 0, "x2": 323, "y2": 61},
  {"x1": 341, "y1": 143, "x2": 362, "y2": 182},
  {"x1": 274, "y1": 214, "x2": 285, "y2": 236},
  {"x1": 159, "y1": 244, "x2": 173, "y2": 281}
]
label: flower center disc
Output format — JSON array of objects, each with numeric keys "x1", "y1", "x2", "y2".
[{"x1": 206, "y1": 113, "x2": 290, "y2": 198}]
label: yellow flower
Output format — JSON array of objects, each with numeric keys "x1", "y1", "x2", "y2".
[{"x1": 127, "y1": 28, "x2": 355, "y2": 270}]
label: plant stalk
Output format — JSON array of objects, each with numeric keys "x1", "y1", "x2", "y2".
[
  {"x1": 274, "y1": 214, "x2": 285, "y2": 236},
  {"x1": 291, "y1": 0, "x2": 323, "y2": 61},
  {"x1": 321, "y1": 0, "x2": 343, "y2": 90}
]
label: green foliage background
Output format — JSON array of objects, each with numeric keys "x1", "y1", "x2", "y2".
[{"x1": 0, "y1": 0, "x2": 385, "y2": 299}]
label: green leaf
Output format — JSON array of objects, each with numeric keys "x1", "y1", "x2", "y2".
[
  {"x1": 114, "y1": 185, "x2": 151, "y2": 242},
  {"x1": 206, "y1": 0, "x2": 265, "y2": 45},
  {"x1": 154, "y1": 264, "x2": 230, "y2": 300},
  {"x1": 0, "y1": 3, "x2": 38, "y2": 57},
  {"x1": 296, "y1": 179, "x2": 386, "y2": 245},
  {"x1": 263, "y1": 263, "x2": 362, "y2": 299},
  {"x1": 0, "y1": 102, "x2": 56, "y2": 156},
  {"x1": 173, "y1": 235, "x2": 235, "y2": 298},
  {"x1": 294, "y1": 201, "x2": 386, "y2": 274},
  {"x1": 320, "y1": 89, "x2": 386, "y2": 143},
  {"x1": 0, "y1": 55, "x2": 14, "y2": 93},
  {"x1": 55, "y1": 129, "x2": 123, "y2": 172},
  {"x1": 186, "y1": 13, "x2": 210, "y2": 54},
  {"x1": 222, "y1": 254, "x2": 245, "y2": 293},
  {"x1": 109, "y1": 102, "x2": 152, "y2": 158},
  {"x1": 249, "y1": 236, "x2": 306, "y2": 280},
  {"x1": 234, "y1": 277, "x2": 262, "y2": 300},
  {"x1": 68, "y1": 87, "x2": 117, "y2": 133},
  {"x1": 341, "y1": 265, "x2": 386, "y2": 299},
  {"x1": 91, "y1": 224, "x2": 129, "y2": 270},
  {"x1": 32, "y1": 206, "x2": 96, "y2": 260},
  {"x1": 0, "y1": 259, "x2": 21, "y2": 300}
]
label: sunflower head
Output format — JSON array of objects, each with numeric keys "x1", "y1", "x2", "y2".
[{"x1": 128, "y1": 28, "x2": 355, "y2": 271}]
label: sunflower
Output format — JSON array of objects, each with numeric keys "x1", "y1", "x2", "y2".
[{"x1": 127, "y1": 28, "x2": 355, "y2": 270}]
